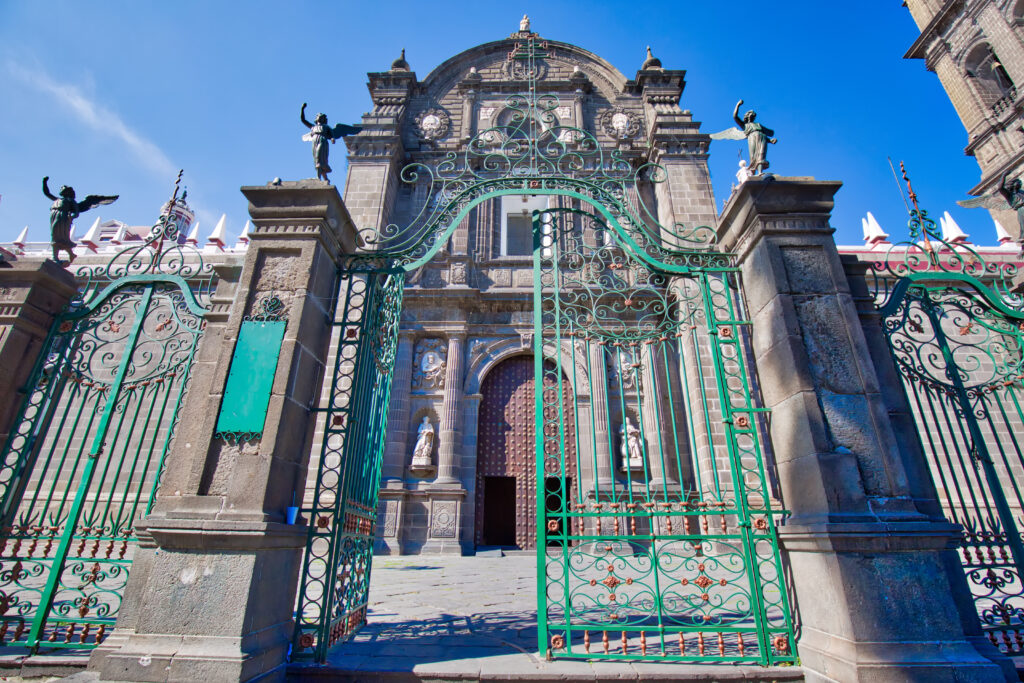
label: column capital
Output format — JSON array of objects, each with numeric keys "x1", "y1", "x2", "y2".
[{"x1": 716, "y1": 175, "x2": 843, "y2": 260}]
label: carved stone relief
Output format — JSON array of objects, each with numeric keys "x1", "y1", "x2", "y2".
[
  {"x1": 430, "y1": 500, "x2": 458, "y2": 538},
  {"x1": 382, "y1": 500, "x2": 399, "y2": 537},
  {"x1": 599, "y1": 108, "x2": 643, "y2": 140},
  {"x1": 412, "y1": 339, "x2": 446, "y2": 391},
  {"x1": 415, "y1": 108, "x2": 451, "y2": 141},
  {"x1": 450, "y1": 262, "x2": 467, "y2": 284}
]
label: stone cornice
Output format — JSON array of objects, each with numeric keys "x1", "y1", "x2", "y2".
[
  {"x1": 905, "y1": 0, "x2": 965, "y2": 59},
  {"x1": 241, "y1": 181, "x2": 359, "y2": 259}
]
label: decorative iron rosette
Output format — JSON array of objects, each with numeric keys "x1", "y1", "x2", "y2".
[
  {"x1": 414, "y1": 109, "x2": 451, "y2": 141},
  {"x1": 599, "y1": 108, "x2": 643, "y2": 140}
]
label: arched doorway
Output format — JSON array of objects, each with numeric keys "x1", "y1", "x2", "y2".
[{"x1": 475, "y1": 356, "x2": 576, "y2": 549}]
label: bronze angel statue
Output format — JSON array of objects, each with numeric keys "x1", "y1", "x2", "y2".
[
  {"x1": 957, "y1": 171, "x2": 1024, "y2": 247},
  {"x1": 710, "y1": 100, "x2": 777, "y2": 175},
  {"x1": 300, "y1": 103, "x2": 362, "y2": 183},
  {"x1": 42, "y1": 177, "x2": 118, "y2": 265}
]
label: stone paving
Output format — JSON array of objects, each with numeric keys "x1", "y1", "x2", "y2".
[{"x1": 288, "y1": 553, "x2": 804, "y2": 682}]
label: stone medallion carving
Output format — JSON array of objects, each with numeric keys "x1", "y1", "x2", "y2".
[
  {"x1": 430, "y1": 501, "x2": 457, "y2": 538},
  {"x1": 412, "y1": 339, "x2": 446, "y2": 391},
  {"x1": 599, "y1": 108, "x2": 643, "y2": 140},
  {"x1": 415, "y1": 109, "x2": 451, "y2": 141}
]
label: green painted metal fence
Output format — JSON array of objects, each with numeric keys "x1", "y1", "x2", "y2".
[
  {"x1": 873, "y1": 207, "x2": 1024, "y2": 654},
  {"x1": 0, "y1": 190, "x2": 210, "y2": 651}
]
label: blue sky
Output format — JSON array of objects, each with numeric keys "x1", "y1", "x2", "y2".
[{"x1": 0, "y1": 1, "x2": 990, "y2": 247}]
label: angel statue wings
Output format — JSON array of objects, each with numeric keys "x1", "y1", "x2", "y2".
[
  {"x1": 42, "y1": 177, "x2": 118, "y2": 265},
  {"x1": 957, "y1": 171, "x2": 1024, "y2": 248},
  {"x1": 710, "y1": 100, "x2": 778, "y2": 175},
  {"x1": 300, "y1": 103, "x2": 363, "y2": 183}
]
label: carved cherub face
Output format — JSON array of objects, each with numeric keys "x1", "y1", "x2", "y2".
[
  {"x1": 743, "y1": 110, "x2": 756, "y2": 123},
  {"x1": 59, "y1": 185, "x2": 75, "y2": 199}
]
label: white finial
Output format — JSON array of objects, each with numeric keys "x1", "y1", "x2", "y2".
[
  {"x1": 864, "y1": 212, "x2": 889, "y2": 244},
  {"x1": 14, "y1": 227, "x2": 28, "y2": 248},
  {"x1": 994, "y1": 217, "x2": 1013, "y2": 244},
  {"x1": 186, "y1": 221, "x2": 200, "y2": 245},
  {"x1": 941, "y1": 211, "x2": 969, "y2": 242},
  {"x1": 207, "y1": 214, "x2": 227, "y2": 248},
  {"x1": 237, "y1": 220, "x2": 251, "y2": 246},
  {"x1": 81, "y1": 216, "x2": 101, "y2": 251},
  {"x1": 520, "y1": 14, "x2": 530, "y2": 32}
]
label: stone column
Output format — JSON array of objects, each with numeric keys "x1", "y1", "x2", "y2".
[
  {"x1": 434, "y1": 333, "x2": 464, "y2": 486},
  {"x1": 587, "y1": 341, "x2": 613, "y2": 491},
  {"x1": 639, "y1": 345, "x2": 675, "y2": 491},
  {"x1": 381, "y1": 333, "x2": 415, "y2": 484},
  {"x1": 90, "y1": 181, "x2": 358, "y2": 683},
  {"x1": 717, "y1": 176, "x2": 1010, "y2": 682},
  {"x1": 0, "y1": 260, "x2": 77, "y2": 446}
]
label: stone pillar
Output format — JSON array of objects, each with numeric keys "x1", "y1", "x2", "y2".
[
  {"x1": 90, "y1": 181, "x2": 358, "y2": 683},
  {"x1": 587, "y1": 341, "x2": 613, "y2": 491},
  {"x1": 434, "y1": 333, "x2": 464, "y2": 486},
  {"x1": 639, "y1": 346, "x2": 675, "y2": 491},
  {"x1": 0, "y1": 260, "x2": 77, "y2": 446},
  {"x1": 717, "y1": 176, "x2": 1010, "y2": 682}
]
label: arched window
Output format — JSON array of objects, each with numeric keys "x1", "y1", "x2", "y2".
[{"x1": 965, "y1": 43, "x2": 1016, "y2": 109}]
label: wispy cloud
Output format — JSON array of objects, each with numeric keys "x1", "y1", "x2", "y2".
[{"x1": 7, "y1": 59, "x2": 177, "y2": 179}]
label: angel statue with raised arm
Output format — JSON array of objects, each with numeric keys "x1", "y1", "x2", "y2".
[
  {"x1": 42, "y1": 177, "x2": 118, "y2": 265},
  {"x1": 710, "y1": 100, "x2": 777, "y2": 175},
  {"x1": 300, "y1": 103, "x2": 363, "y2": 183},
  {"x1": 958, "y1": 171, "x2": 1024, "y2": 249}
]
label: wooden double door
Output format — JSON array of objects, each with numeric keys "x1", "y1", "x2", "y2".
[{"x1": 475, "y1": 355, "x2": 575, "y2": 549}]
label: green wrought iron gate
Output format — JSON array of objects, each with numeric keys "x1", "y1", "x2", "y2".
[
  {"x1": 293, "y1": 268, "x2": 403, "y2": 662},
  {"x1": 0, "y1": 198, "x2": 208, "y2": 650},
  {"x1": 292, "y1": 32, "x2": 794, "y2": 666},
  {"x1": 875, "y1": 214, "x2": 1024, "y2": 654},
  {"x1": 532, "y1": 207, "x2": 794, "y2": 663}
]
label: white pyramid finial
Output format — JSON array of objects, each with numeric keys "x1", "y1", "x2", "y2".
[
  {"x1": 14, "y1": 227, "x2": 28, "y2": 248},
  {"x1": 941, "y1": 211, "x2": 969, "y2": 242},
  {"x1": 863, "y1": 212, "x2": 889, "y2": 245},
  {"x1": 81, "y1": 216, "x2": 101, "y2": 250},
  {"x1": 237, "y1": 220, "x2": 251, "y2": 246},
  {"x1": 994, "y1": 217, "x2": 1013, "y2": 244},
  {"x1": 186, "y1": 221, "x2": 200, "y2": 245},
  {"x1": 207, "y1": 214, "x2": 227, "y2": 248}
]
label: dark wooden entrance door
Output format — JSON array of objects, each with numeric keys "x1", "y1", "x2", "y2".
[{"x1": 475, "y1": 355, "x2": 575, "y2": 549}]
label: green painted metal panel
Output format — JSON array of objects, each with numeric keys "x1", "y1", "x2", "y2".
[{"x1": 215, "y1": 320, "x2": 286, "y2": 436}]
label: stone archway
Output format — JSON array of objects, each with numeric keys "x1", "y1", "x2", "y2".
[{"x1": 474, "y1": 355, "x2": 576, "y2": 549}]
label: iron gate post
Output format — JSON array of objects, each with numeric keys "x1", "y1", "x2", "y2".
[
  {"x1": 90, "y1": 181, "x2": 358, "y2": 683},
  {"x1": 717, "y1": 176, "x2": 1011, "y2": 681},
  {"x1": 0, "y1": 261, "x2": 77, "y2": 449}
]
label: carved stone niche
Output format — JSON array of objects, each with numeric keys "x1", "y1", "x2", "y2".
[
  {"x1": 408, "y1": 406, "x2": 439, "y2": 478},
  {"x1": 412, "y1": 339, "x2": 446, "y2": 392}
]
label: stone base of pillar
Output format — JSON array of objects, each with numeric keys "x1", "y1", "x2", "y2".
[
  {"x1": 90, "y1": 519, "x2": 306, "y2": 683},
  {"x1": 420, "y1": 492, "x2": 466, "y2": 554},
  {"x1": 374, "y1": 490, "x2": 406, "y2": 555},
  {"x1": 782, "y1": 523, "x2": 1013, "y2": 682}
]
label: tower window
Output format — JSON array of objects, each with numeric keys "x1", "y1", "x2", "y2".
[{"x1": 500, "y1": 195, "x2": 549, "y2": 257}]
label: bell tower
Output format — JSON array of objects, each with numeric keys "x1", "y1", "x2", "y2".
[{"x1": 905, "y1": 0, "x2": 1024, "y2": 224}]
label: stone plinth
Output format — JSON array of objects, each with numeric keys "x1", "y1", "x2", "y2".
[
  {"x1": 90, "y1": 181, "x2": 358, "y2": 683},
  {"x1": 0, "y1": 259, "x2": 78, "y2": 446},
  {"x1": 717, "y1": 176, "x2": 1011, "y2": 682}
]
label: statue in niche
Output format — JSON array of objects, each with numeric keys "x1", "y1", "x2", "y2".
[
  {"x1": 619, "y1": 418, "x2": 644, "y2": 470},
  {"x1": 300, "y1": 103, "x2": 363, "y2": 183},
  {"x1": 710, "y1": 100, "x2": 777, "y2": 175},
  {"x1": 42, "y1": 177, "x2": 117, "y2": 265},
  {"x1": 411, "y1": 416, "x2": 435, "y2": 467}
]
